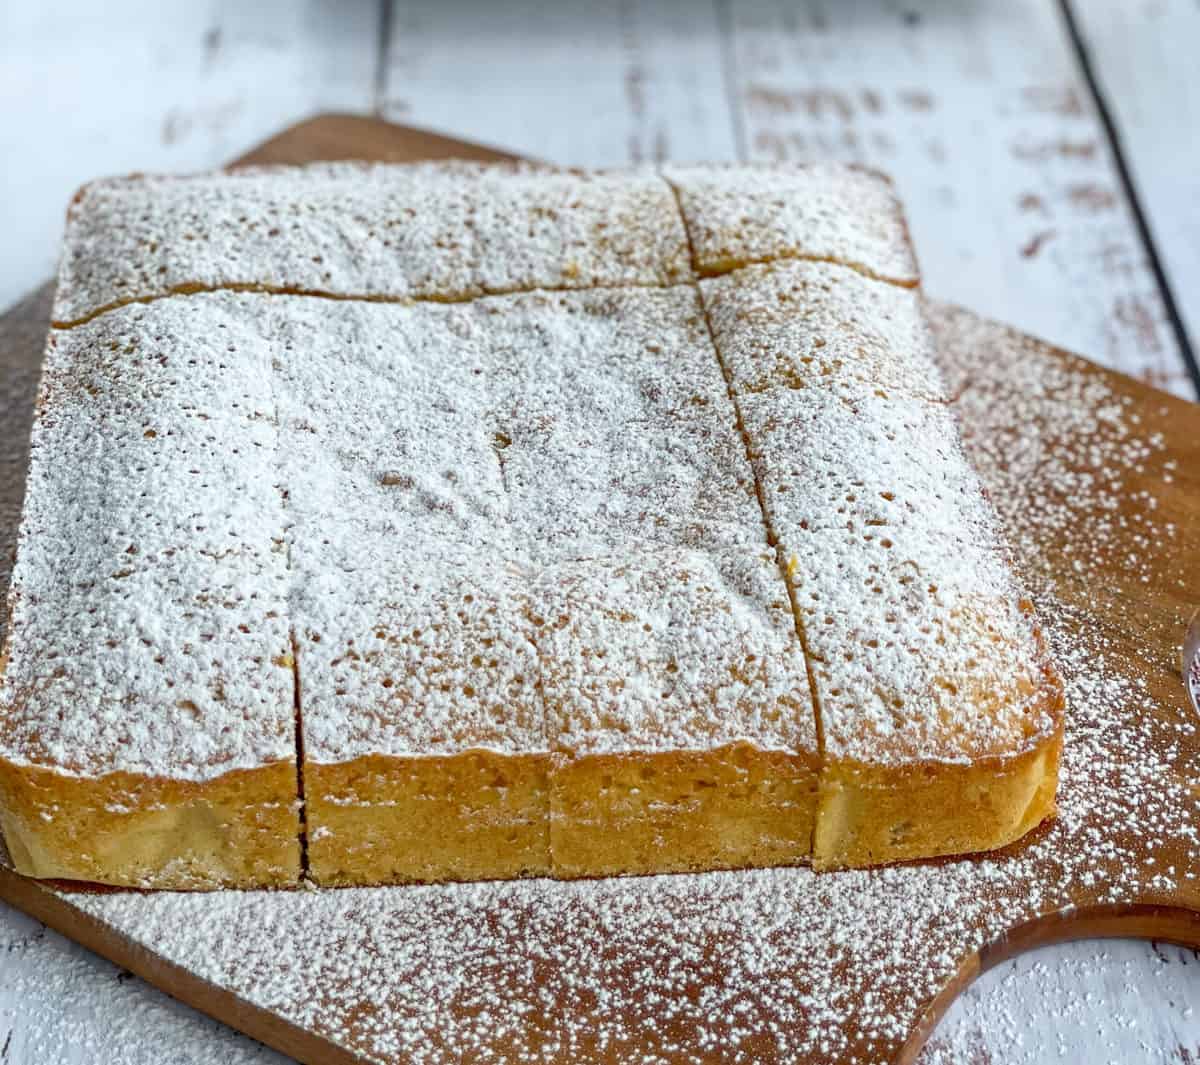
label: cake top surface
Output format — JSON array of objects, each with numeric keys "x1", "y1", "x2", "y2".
[
  {"x1": 0, "y1": 301, "x2": 294, "y2": 778},
  {"x1": 702, "y1": 259, "x2": 1057, "y2": 762},
  {"x1": 0, "y1": 160, "x2": 1053, "y2": 783},
  {"x1": 269, "y1": 285, "x2": 809, "y2": 762},
  {"x1": 700, "y1": 257, "x2": 944, "y2": 403},
  {"x1": 536, "y1": 548, "x2": 814, "y2": 757},
  {"x1": 747, "y1": 384, "x2": 1051, "y2": 762},
  {"x1": 0, "y1": 283, "x2": 816, "y2": 775}
]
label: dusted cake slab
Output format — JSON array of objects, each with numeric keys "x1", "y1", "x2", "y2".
[{"x1": 0, "y1": 150, "x2": 1060, "y2": 887}]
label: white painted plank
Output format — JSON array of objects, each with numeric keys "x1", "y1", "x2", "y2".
[
  {"x1": 1070, "y1": 0, "x2": 1200, "y2": 384},
  {"x1": 725, "y1": 0, "x2": 1194, "y2": 397},
  {"x1": 0, "y1": 0, "x2": 380, "y2": 311},
  {"x1": 919, "y1": 938, "x2": 1200, "y2": 1064},
  {"x1": 0, "y1": 899, "x2": 288, "y2": 1064},
  {"x1": 382, "y1": 0, "x2": 738, "y2": 166}
]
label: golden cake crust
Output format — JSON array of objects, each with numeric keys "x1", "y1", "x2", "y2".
[
  {"x1": 0, "y1": 759, "x2": 299, "y2": 888},
  {"x1": 812, "y1": 680, "x2": 1064, "y2": 869},
  {"x1": 306, "y1": 751, "x2": 552, "y2": 886}
]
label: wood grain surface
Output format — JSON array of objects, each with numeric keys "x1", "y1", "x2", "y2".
[{"x1": 0, "y1": 114, "x2": 1197, "y2": 1065}]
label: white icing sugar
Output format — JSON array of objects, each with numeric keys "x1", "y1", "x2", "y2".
[
  {"x1": 53, "y1": 162, "x2": 692, "y2": 325},
  {"x1": 665, "y1": 162, "x2": 920, "y2": 284},
  {"x1": 267, "y1": 292, "x2": 536, "y2": 762},
  {"x1": 0, "y1": 280, "x2": 817, "y2": 776},
  {"x1": 746, "y1": 388, "x2": 1045, "y2": 762},
  {"x1": 0, "y1": 301, "x2": 293, "y2": 778},
  {"x1": 929, "y1": 302, "x2": 1176, "y2": 596},
  {"x1": 700, "y1": 258, "x2": 944, "y2": 403},
  {"x1": 536, "y1": 548, "x2": 813, "y2": 757},
  {"x1": 481, "y1": 285, "x2": 763, "y2": 562},
  {"x1": 2, "y1": 166, "x2": 1047, "y2": 816},
  {"x1": 701, "y1": 262, "x2": 1050, "y2": 763},
  {"x1": 271, "y1": 285, "x2": 806, "y2": 761}
]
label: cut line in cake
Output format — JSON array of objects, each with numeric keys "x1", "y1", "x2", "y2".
[
  {"x1": 50, "y1": 162, "x2": 918, "y2": 330},
  {"x1": 0, "y1": 162, "x2": 1063, "y2": 888}
]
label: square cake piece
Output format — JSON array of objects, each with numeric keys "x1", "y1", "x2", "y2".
[
  {"x1": 0, "y1": 300, "x2": 298, "y2": 887},
  {"x1": 0, "y1": 161, "x2": 1062, "y2": 888}
]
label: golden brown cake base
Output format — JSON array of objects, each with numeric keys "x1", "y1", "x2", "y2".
[
  {"x1": 550, "y1": 743, "x2": 821, "y2": 878},
  {"x1": 812, "y1": 726, "x2": 1063, "y2": 870},
  {"x1": 307, "y1": 743, "x2": 822, "y2": 884},
  {"x1": 305, "y1": 751, "x2": 552, "y2": 886},
  {"x1": 0, "y1": 760, "x2": 299, "y2": 888}
]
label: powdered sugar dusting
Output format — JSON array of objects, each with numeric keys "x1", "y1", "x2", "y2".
[
  {"x1": 270, "y1": 284, "x2": 809, "y2": 762},
  {"x1": 0, "y1": 301, "x2": 293, "y2": 778},
  {"x1": 44, "y1": 306, "x2": 1198, "y2": 1064},
  {"x1": 537, "y1": 548, "x2": 813, "y2": 757},
  {"x1": 53, "y1": 162, "x2": 691, "y2": 325},
  {"x1": 2, "y1": 280, "x2": 816, "y2": 775},
  {"x1": 701, "y1": 259, "x2": 945, "y2": 403},
  {"x1": 702, "y1": 262, "x2": 1054, "y2": 764},
  {"x1": 666, "y1": 163, "x2": 920, "y2": 284},
  {"x1": 12, "y1": 163, "x2": 1021, "y2": 786}
]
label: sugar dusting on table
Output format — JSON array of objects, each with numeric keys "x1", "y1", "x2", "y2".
[
  {"x1": 0, "y1": 904, "x2": 283, "y2": 1064},
  {"x1": 40, "y1": 304, "x2": 1196, "y2": 1064},
  {"x1": 919, "y1": 941, "x2": 1200, "y2": 1065}
]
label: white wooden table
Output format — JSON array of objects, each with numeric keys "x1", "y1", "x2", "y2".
[{"x1": 1, "y1": 2, "x2": 1198, "y2": 1061}]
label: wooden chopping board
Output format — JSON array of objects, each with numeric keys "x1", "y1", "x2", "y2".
[{"x1": 0, "y1": 115, "x2": 1197, "y2": 1065}]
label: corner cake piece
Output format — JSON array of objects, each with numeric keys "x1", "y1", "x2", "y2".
[
  {"x1": 665, "y1": 163, "x2": 920, "y2": 285},
  {"x1": 0, "y1": 301, "x2": 298, "y2": 888},
  {"x1": 0, "y1": 160, "x2": 1062, "y2": 888},
  {"x1": 700, "y1": 259, "x2": 1064, "y2": 868}
]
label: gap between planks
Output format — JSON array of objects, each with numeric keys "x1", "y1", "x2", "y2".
[{"x1": 1056, "y1": 0, "x2": 1200, "y2": 397}]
